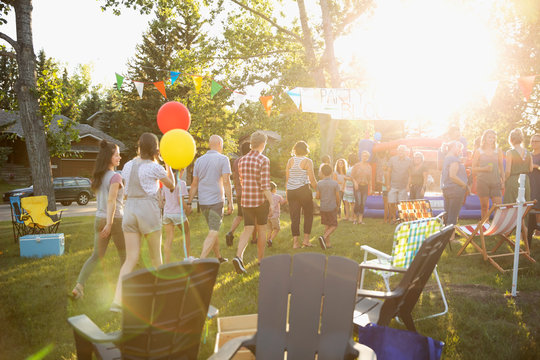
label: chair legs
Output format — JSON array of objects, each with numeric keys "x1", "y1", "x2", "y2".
[
  {"x1": 72, "y1": 330, "x2": 94, "y2": 360},
  {"x1": 393, "y1": 267, "x2": 448, "y2": 323}
]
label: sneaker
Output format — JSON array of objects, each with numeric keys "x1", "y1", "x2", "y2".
[
  {"x1": 318, "y1": 235, "x2": 327, "y2": 250},
  {"x1": 218, "y1": 257, "x2": 228, "y2": 264},
  {"x1": 267, "y1": 239, "x2": 272, "y2": 247},
  {"x1": 232, "y1": 256, "x2": 247, "y2": 274},
  {"x1": 226, "y1": 231, "x2": 234, "y2": 247}
]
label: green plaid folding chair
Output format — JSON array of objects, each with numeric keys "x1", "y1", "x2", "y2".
[{"x1": 359, "y1": 217, "x2": 448, "y2": 320}]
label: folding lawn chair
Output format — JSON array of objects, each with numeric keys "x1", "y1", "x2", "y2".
[
  {"x1": 21, "y1": 195, "x2": 63, "y2": 234},
  {"x1": 9, "y1": 196, "x2": 35, "y2": 243},
  {"x1": 354, "y1": 226, "x2": 454, "y2": 333},
  {"x1": 397, "y1": 199, "x2": 445, "y2": 222},
  {"x1": 456, "y1": 201, "x2": 536, "y2": 272},
  {"x1": 359, "y1": 217, "x2": 449, "y2": 321}
]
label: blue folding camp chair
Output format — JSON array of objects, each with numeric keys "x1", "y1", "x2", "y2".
[{"x1": 9, "y1": 196, "x2": 34, "y2": 243}]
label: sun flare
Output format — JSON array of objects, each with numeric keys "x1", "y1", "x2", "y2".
[{"x1": 335, "y1": 0, "x2": 501, "y2": 135}]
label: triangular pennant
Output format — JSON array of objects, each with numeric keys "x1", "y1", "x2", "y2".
[
  {"x1": 170, "y1": 71, "x2": 181, "y2": 85},
  {"x1": 483, "y1": 80, "x2": 499, "y2": 105},
  {"x1": 153, "y1": 81, "x2": 167, "y2": 98},
  {"x1": 231, "y1": 92, "x2": 247, "y2": 112},
  {"x1": 210, "y1": 80, "x2": 223, "y2": 98},
  {"x1": 518, "y1": 75, "x2": 536, "y2": 101},
  {"x1": 260, "y1": 96, "x2": 273, "y2": 116},
  {"x1": 287, "y1": 87, "x2": 301, "y2": 109},
  {"x1": 115, "y1": 73, "x2": 124, "y2": 90},
  {"x1": 192, "y1": 75, "x2": 203, "y2": 93},
  {"x1": 133, "y1": 81, "x2": 144, "y2": 99}
]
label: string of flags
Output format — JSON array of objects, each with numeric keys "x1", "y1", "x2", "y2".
[
  {"x1": 115, "y1": 71, "x2": 276, "y2": 115},
  {"x1": 114, "y1": 70, "x2": 539, "y2": 119}
]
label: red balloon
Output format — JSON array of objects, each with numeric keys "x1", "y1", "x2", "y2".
[{"x1": 157, "y1": 101, "x2": 191, "y2": 134}]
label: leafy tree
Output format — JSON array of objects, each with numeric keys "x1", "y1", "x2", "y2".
[
  {"x1": 0, "y1": 0, "x2": 57, "y2": 210},
  {"x1": 102, "y1": 2, "x2": 243, "y2": 161},
  {"x1": 0, "y1": 44, "x2": 17, "y2": 110}
]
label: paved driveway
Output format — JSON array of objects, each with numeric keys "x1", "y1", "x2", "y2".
[{"x1": 1, "y1": 201, "x2": 97, "y2": 221}]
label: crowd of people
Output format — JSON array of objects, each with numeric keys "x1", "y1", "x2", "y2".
[{"x1": 70, "y1": 126, "x2": 540, "y2": 311}]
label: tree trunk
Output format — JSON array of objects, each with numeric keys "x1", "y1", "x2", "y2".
[
  {"x1": 296, "y1": 0, "x2": 335, "y2": 159},
  {"x1": 319, "y1": 0, "x2": 341, "y2": 158},
  {"x1": 14, "y1": 0, "x2": 56, "y2": 211}
]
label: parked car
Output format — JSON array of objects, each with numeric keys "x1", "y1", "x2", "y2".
[{"x1": 2, "y1": 177, "x2": 94, "y2": 206}]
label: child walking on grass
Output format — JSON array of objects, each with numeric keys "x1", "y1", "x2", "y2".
[
  {"x1": 161, "y1": 169, "x2": 191, "y2": 263},
  {"x1": 316, "y1": 164, "x2": 340, "y2": 250},
  {"x1": 266, "y1": 181, "x2": 286, "y2": 247}
]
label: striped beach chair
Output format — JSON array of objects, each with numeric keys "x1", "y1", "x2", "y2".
[
  {"x1": 359, "y1": 217, "x2": 448, "y2": 320},
  {"x1": 456, "y1": 201, "x2": 537, "y2": 272}
]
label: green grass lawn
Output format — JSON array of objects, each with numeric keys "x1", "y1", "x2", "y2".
[{"x1": 1, "y1": 213, "x2": 539, "y2": 359}]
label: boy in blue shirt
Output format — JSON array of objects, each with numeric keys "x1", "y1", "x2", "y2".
[{"x1": 316, "y1": 164, "x2": 341, "y2": 249}]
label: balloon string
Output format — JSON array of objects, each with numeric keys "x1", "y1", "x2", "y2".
[{"x1": 178, "y1": 170, "x2": 189, "y2": 259}]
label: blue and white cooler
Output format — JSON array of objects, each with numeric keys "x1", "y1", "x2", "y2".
[{"x1": 20, "y1": 233, "x2": 65, "y2": 258}]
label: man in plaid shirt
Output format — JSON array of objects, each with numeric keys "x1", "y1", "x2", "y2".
[{"x1": 233, "y1": 131, "x2": 274, "y2": 274}]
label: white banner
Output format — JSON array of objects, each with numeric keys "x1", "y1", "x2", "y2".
[{"x1": 291, "y1": 87, "x2": 384, "y2": 120}]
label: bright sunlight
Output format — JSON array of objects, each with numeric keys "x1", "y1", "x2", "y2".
[{"x1": 335, "y1": 0, "x2": 500, "y2": 135}]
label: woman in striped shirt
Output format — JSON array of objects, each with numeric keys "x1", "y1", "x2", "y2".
[{"x1": 286, "y1": 141, "x2": 318, "y2": 248}]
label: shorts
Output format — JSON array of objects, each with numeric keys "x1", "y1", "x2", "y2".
[
  {"x1": 162, "y1": 212, "x2": 187, "y2": 225},
  {"x1": 476, "y1": 179, "x2": 502, "y2": 198},
  {"x1": 388, "y1": 188, "x2": 408, "y2": 203},
  {"x1": 321, "y1": 209, "x2": 338, "y2": 227},
  {"x1": 236, "y1": 195, "x2": 243, "y2": 217},
  {"x1": 243, "y1": 201, "x2": 269, "y2": 226},
  {"x1": 200, "y1": 202, "x2": 224, "y2": 232},
  {"x1": 123, "y1": 197, "x2": 162, "y2": 235},
  {"x1": 267, "y1": 217, "x2": 280, "y2": 231}
]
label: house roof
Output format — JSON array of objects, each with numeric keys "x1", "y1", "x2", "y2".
[{"x1": 0, "y1": 110, "x2": 125, "y2": 151}]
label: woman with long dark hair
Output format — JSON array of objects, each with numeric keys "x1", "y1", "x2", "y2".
[
  {"x1": 285, "y1": 141, "x2": 317, "y2": 249},
  {"x1": 71, "y1": 140, "x2": 125, "y2": 299},
  {"x1": 111, "y1": 133, "x2": 174, "y2": 311}
]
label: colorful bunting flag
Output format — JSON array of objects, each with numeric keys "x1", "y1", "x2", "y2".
[
  {"x1": 115, "y1": 73, "x2": 124, "y2": 90},
  {"x1": 170, "y1": 71, "x2": 181, "y2": 85},
  {"x1": 287, "y1": 87, "x2": 301, "y2": 109},
  {"x1": 134, "y1": 81, "x2": 144, "y2": 99},
  {"x1": 211, "y1": 80, "x2": 223, "y2": 98},
  {"x1": 192, "y1": 75, "x2": 203, "y2": 93},
  {"x1": 518, "y1": 75, "x2": 536, "y2": 101},
  {"x1": 153, "y1": 81, "x2": 167, "y2": 98},
  {"x1": 231, "y1": 92, "x2": 247, "y2": 112},
  {"x1": 260, "y1": 96, "x2": 273, "y2": 116}
]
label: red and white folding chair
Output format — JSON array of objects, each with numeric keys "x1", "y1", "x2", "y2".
[{"x1": 456, "y1": 201, "x2": 536, "y2": 272}]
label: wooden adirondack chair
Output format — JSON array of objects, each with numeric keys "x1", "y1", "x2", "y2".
[
  {"x1": 21, "y1": 195, "x2": 63, "y2": 234},
  {"x1": 359, "y1": 217, "x2": 449, "y2": 321},
  {"x1": 455, "y1": 201, "x2": 536, "y2": 272},
  {"x1": 68, "y1": 259, "x2": 220, "y2": 360},
  {"x1": 354, "y1": 226, "x2": 454, "y2": 333},
  {"x1": 9, "y1": 196, "x2": 35, "y2": 243},
  {"x1": 209, "y1": 253, "x2": 376, "y2": 360}
]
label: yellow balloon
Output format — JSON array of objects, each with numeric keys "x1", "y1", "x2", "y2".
[{"x1": 160, "y1": 129, "x2": 196, "y2": 169}]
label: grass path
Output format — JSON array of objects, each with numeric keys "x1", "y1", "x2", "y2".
[{"x1": 0, "y1": 213, "x2": 539, "y2": 359}]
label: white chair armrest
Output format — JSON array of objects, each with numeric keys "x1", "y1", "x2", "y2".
[{"x1": 360, "y1": 245, "x2": 392, "y2": 261}]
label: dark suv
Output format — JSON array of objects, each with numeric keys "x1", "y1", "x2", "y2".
[{"x1": 2, "y1": 177, "x2": 94, "y2": 206}]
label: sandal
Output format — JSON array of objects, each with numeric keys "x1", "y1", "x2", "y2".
[{"x1": 71, "y1": 283, "x2": 84, "y2": 300}]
